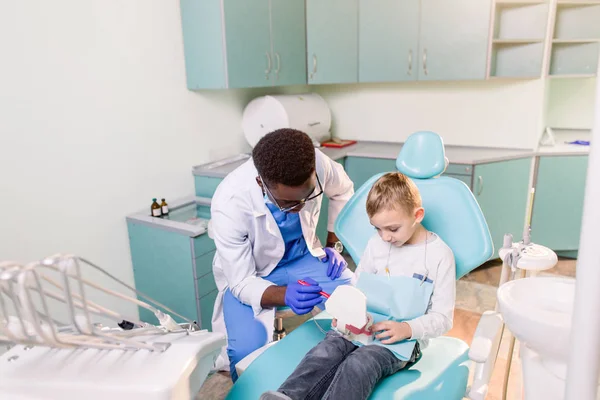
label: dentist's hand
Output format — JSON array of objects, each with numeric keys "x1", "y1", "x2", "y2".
[
  {"x1": 322, "y1": 247, "x2": 347, "y2": 280},
  {"x1": 285, "y1": 278, "x2": 324, "y2": 315}
]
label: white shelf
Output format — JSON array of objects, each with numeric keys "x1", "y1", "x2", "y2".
[
  {"x1": 493, "y1": 38, "x2": 544, "y2": 43},
  {"x1": 490, "y1": 42, "x2": 544, "y2": 78},
  {"x1": 553, "y1": 39, "x2": 600, "y2": 43},
  {"x1": 557, "y1": 1, "x2": 600, "y2": 5},
  {"x1": 553, "y1": 3, "x2": 600, "y2": 40},
  {"x1": 496, "y1": 0, "x2": 546, "y2": 4},
  {"x1": 549, "y1": 74, "x2": 597, "y2": 78},
  {"x1": 549, "y1": 42, "x2": 599, "y2": 76},
  {"x1": 494, "y1": 2, "x2": 548, "y2": 40}
]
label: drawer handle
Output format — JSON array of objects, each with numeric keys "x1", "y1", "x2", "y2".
[
  {"x1": 265, "y1": 52, "x2": 272, "y2": 80},
  {"x1": 407, "y1": 49, "x2": 412, "y2": 76},
  {"x1": 310, "y1": 54, "x2": 317, "y2": 79},
  {"x1": 275, "y1": 52, "x2": 281, "y2": 81},
  {"x1": 477, "y1": 176, "x2": 484, "y2": 196},
  {"x1": 423, "y1": 48, "x2": 428, "y2": 76}
]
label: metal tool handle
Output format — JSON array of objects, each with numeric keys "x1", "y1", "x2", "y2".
[
  {"x1": 477, "y1": 176, "x2": 484, "y2": 195},
  {"x1": 408, "y1": 49, "x2": 412, "y2": 75},
  {"x1": 423, "y1": 49, "x2": 428, "y2": 76}
]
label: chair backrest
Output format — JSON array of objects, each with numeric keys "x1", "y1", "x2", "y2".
[{"x1": 335, "y1": 131, "x2": 493, "y2": 279}]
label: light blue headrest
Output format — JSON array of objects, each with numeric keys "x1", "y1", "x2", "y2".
[{"x1": 396, "y1": 131, "x2": 448, "y2": 179}]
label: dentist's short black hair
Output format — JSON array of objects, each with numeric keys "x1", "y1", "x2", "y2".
[{"x1": 252, "y1": 128, "x2": 316, "y2": 187}]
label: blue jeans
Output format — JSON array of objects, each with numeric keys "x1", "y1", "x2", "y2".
[
  {"x1": 264, "y1": 331, "x2": 421, "y2": 400},
  {"x1": 223, "y1": 252, "x2": 354, "y2": 381}
]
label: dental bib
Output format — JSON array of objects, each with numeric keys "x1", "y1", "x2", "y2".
[{"x1": 325, "y1": 272, "x2": 434, "y2": 361}]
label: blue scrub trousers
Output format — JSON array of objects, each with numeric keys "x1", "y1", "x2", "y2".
[{"x1": 223, "y1": 252, "x2": 353, "y2": 381}]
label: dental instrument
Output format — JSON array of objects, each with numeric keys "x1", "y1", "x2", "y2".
[
  {"x1": 297, "y1": 279, "x2": 330, "y2": 299},
  {"x1": 0, "y1": 253, "x2": 226, "y2": 400}
]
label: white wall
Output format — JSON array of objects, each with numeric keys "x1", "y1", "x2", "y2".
[
  {"x1": 0, "y1": 0, "x2": 282, "y2": 320},
  {"x1": 313, "y1": 79, "x2": 547, "y2": 149},
  {"x1": 545, "y1": 78, "x2": 598, "y2": 129}
]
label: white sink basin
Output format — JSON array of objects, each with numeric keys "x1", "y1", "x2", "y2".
[{"x1": 497, "y1": 276, "x2": 575, "y2": 362}]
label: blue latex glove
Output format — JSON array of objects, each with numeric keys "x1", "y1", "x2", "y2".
[
  {"x1": 322, "y1": 247, "x2": 347, "y2": 280},
  {"x1": 285, "y1": 277, "x2": 324, "y2": 315}
]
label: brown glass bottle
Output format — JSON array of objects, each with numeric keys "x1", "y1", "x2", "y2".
[
  {"x1": 160, "y1": 198, "x2": 169, "y2": 215},
  {"x1": 151, "y1": 198, "x2": 162, "y2": 217}
]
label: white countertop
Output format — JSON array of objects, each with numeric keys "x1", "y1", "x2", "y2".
[
  {"x1": 192, "y1": 138, "x2": 590, "y2": 178},
  {"x1": 339, "y1": 141, "x2": 534, "y2": 165},
  {"x1": 536, "y1": 128, "x2": 592, "y2": 155}
]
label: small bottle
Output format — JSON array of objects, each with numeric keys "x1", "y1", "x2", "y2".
[
  {"x1": 160, "y1": 198, "x2": 169, "y2": 216},
  {"x1": 151, "y1": 198, "x2": 162, "y2": 217}
]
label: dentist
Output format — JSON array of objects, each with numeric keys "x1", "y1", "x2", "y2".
[{"x1": 209, "y1": 128, "x2": 355, "y2": 381}]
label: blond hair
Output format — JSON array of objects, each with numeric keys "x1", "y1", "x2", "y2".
[{"x1": 366, "y1": 172, "x2": 422, "y2": 217}]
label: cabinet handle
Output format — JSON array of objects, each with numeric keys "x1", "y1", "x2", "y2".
[
  {"x1": 310, "y1": 54, "x2": 317, "y2": 79},
  {"x1": 265, "y1": 52, "x2": 272, "y2": 80},
  {"x1": 408, "y1": 49, "x2": 413, "y2": 75},
  {"x1": 423, "y1": 49, "x2": 428, "y2": 76},
  {"x1": 275, "y1": 52, "x2": 281, "y2": 80},
  {"x1": 477, "y1": 176, "x2": 484, "y2": 196}
]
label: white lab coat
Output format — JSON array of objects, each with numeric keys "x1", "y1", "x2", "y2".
[{"x1": 208, "y1": 149, "x2": 354, "y2": 368}]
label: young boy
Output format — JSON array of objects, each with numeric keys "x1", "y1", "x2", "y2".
[{"x1": 260, "y1": 172, "x2": 456, "y2": 400}]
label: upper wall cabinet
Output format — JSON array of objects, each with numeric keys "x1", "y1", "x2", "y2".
[
  {"x1": 306, "y1": 0, "x2": 359, "y2": 84},
  {"x1": 359, "y1": 0, "x2": 493, "y2": 83},
  {"x1": 359, "y1": 0, "x2": 420, "y2": 82},
  {"x1": 418, "y1": 0, "x2": 493, "y2": 81},
  {"x1": 487, "y1": 2, "x2": 549, "y2": 79},
  {"x1": 180, "y1": 0, "x2": 307, "y2": 89},
  {"x1": 548, "y1": 1, "x2": 600, "y2": 77}
]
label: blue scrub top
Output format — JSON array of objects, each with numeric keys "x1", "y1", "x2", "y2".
[{"x1": 265, "y1": 201, "x2": 309, "y2": 266}]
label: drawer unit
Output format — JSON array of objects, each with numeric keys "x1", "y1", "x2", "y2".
[{"x1": 127, "y1": 197, "x2": 219, "y2": 331}]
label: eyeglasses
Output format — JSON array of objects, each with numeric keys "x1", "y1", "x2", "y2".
[{"x1": 261, "y1": 174, "x2": 324, "y2": 213}]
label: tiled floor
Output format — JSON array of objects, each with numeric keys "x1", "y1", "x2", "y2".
[{"x1": 198, "y1": 257, "x2": 577, "y2": 399}]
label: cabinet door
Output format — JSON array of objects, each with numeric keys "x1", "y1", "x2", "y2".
[
  {"x1": 359, "y1": 0, "x2": 419, "y2": 82},
  {"x1": 531, "y1": 156, "x2": 588, "y2": 251},
  {"x1": 306, "y1": 0, "x2": 358, "y2": 84},
  {"x1": 271, "y1": 0, "x2": 307, "y2": 86},
  {"x1": 418, "y1": 0, "x2": 492, "y2": 80},
  {"x1": 344, "y1": 157, "x2": 397, "y2": 191},
  {"x1": 223, "y1": 0, "x2": 272, "y2": 88},
  {"x1": 474, "y1": 158, "x2": 532, "y2": 258}
]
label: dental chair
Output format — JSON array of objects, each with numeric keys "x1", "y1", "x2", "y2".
[{"x1": 228, "y1": 131, "x2": 502, "y2": 400}]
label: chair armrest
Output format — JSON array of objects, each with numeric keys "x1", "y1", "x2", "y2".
[
  {"x1": 469, "y1": 310, "x2": 504, "y2": 363},
  {"x1": 466, "y1": 311, "x2": 504, "y2": 400}
]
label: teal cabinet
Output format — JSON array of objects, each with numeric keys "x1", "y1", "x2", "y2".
[
  {"x1": 306, "y1": 0, "x2": 359, "y2": 84},
  {"x1": 127, "y1": 201, "x2": 218, "y2": 331},
  {"x1": 358, "y1": 0, "x2": 491, "y2": 83},
  {"x1": 223, "y1": 0, "x2": 272, "y2": 88},
  {"x1": 180, "y1": 0, "x2": 306, "y2": 89},
  {"x1": 473, "y1": 158, "x2": 533, "y2": 259},
  {"x1": 418, "y1": 0, "x2": 492, "y2": 81},
  {"x1": 195, "y1": 175, "x2": 223, "y2": 198},
  {"x1": 345, "y1": 157, "x2": 474, "y2": 192},
  {"x1": 531, "y1": 156, "x2": 588, "y2": 252},
  {"x1": 270, "y1": 0, "x2": 307, "y2": 86},
  {"x1": 359, "y1": 0, "x2": 420, "y2": 83},
  {"x1": 316, "y1": 158, "x2": 347, "y2": 244},
  {"x1": 344, "y1": 157, "x2": 397, "y2": 191}
]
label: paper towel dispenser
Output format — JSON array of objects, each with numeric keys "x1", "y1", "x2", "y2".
[{"x1": 242, "y1": 93, "x2": 332, "y2": 148}]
